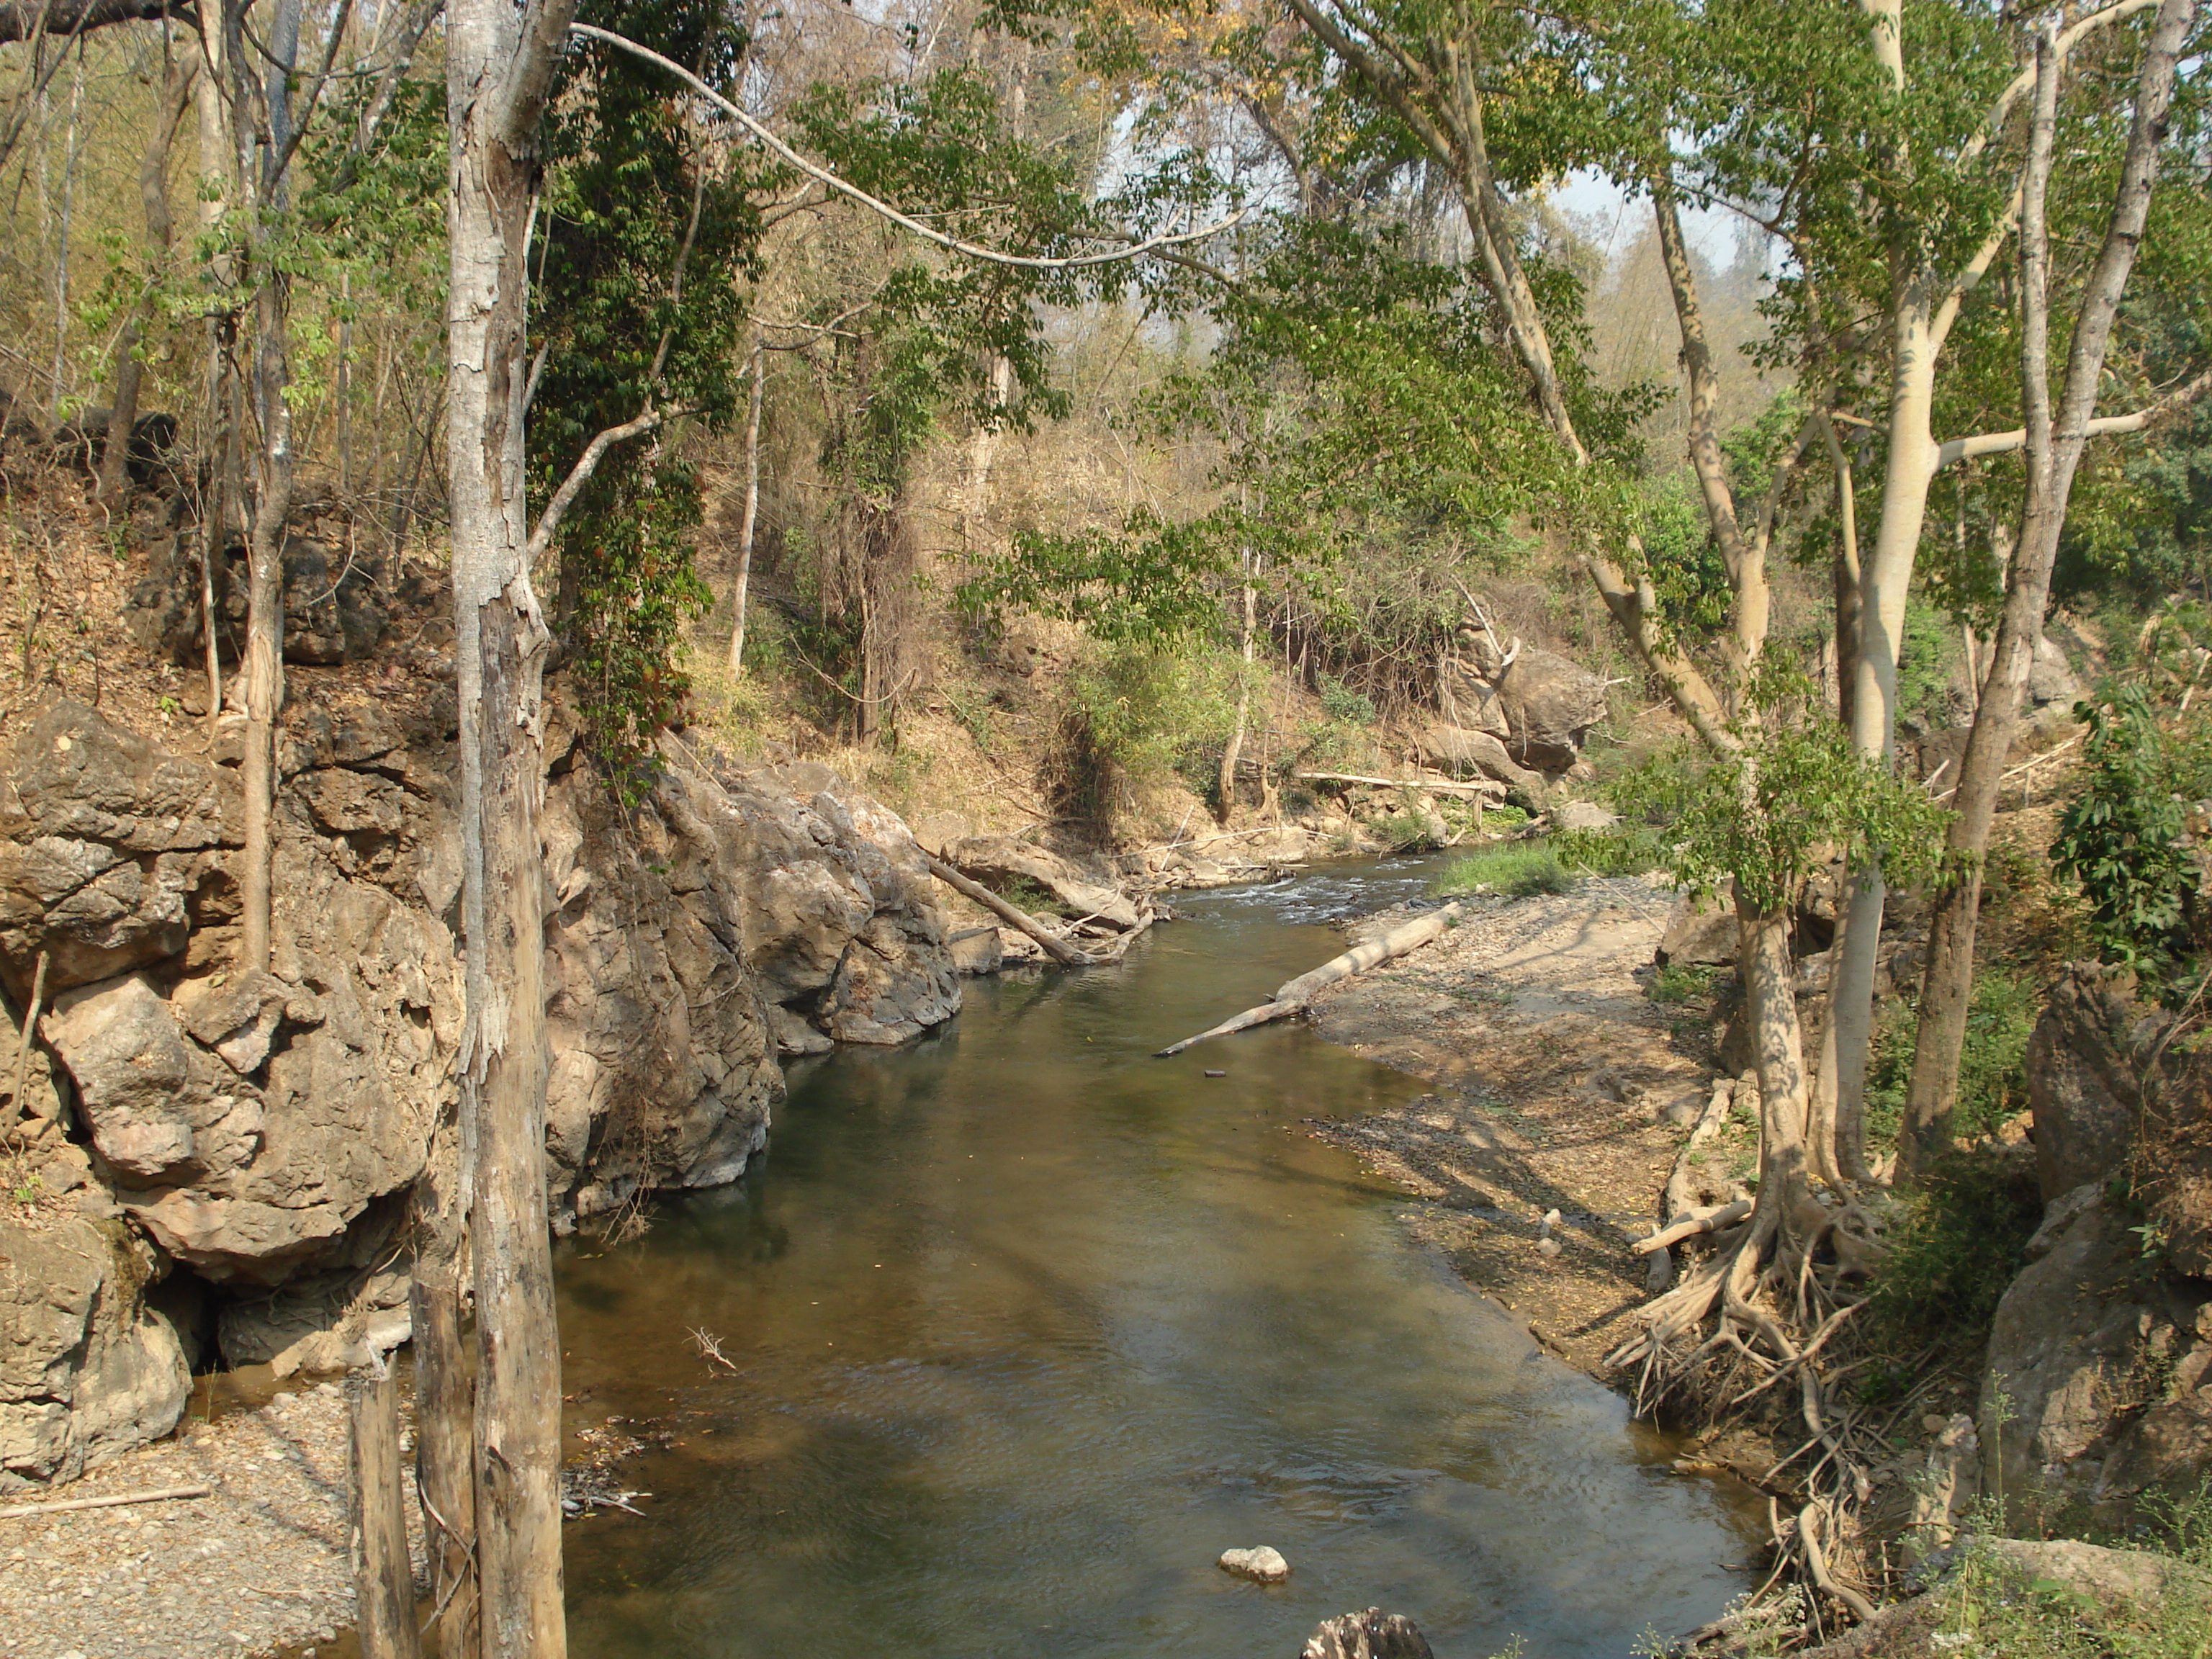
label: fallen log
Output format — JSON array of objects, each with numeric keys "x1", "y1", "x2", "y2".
[
  {"x1": 1293, "y1": 771, "x2": 1503, "y2": 797},
  {"x1": 1155, "y1": 903, "x2": 1460, "y2": 1056},
  {"x1": 922, "y1": 852, "x2": 1092, "y2": 968},
  {"x1": 0, "y1": 1483, "x2": 211, "y2": 1521},
  {"x1": 1632, "y1": 1198, "x2": 1753, "y2": 1256}
]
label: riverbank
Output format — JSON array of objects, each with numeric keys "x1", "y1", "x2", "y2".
[
  {"x1": 0, "y1": 1380, "x2": 398, "y2": 1659},
  {"x1": 1301, "y1": 874, "x2": 1710, "y2": 1379}
]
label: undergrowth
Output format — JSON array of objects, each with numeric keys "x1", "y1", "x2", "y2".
[
  {"x1": 1550, "y1": 823, "x2": 1672, "y2": 876},
  {"x1": 1860, "y1": 1154, "x2": 2041, "y2": 1377},
  {"x1": 1865, "y1": 968, "x2": 2038, "y2": 1150},
  {"x1": 1434, "y1": 844, "x2": 1574, "y2": 898}
]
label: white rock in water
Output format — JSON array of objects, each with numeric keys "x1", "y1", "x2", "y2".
[{"x1": 1218, "y1": 1545, "x2": 1291, "y2": 1583}]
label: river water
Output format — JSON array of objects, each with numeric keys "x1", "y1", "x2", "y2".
[{"x1": 553, "y1": 857, "x2": 1757, "y2": 1658}]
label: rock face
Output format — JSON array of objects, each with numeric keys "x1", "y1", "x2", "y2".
[
  {"x1": 124, "y1": 534, "x2": 390, "y2": 667},
  {"x1": 2028, "y1": 965, "x2": 2153, "y2": 1202},
  {"x1": 0, "y1": 701, "x2": 236, "y2": 998},
  {"x1": 0, "y1": 1218, "x2": 190, "y2": 1491},
  {"x1": 1655, "y1": 889, "x2": 1735, "y2": 968},
  {"x1": 2, "y1": 696, "x2": 961, "y2": 1457},
  {"x1": 1980, "y1": 1190, "x2": 2212, "y2": 1521},
  {"x1": 1302, "y1": 1609, "x2": 1436, "y2": 1659}
]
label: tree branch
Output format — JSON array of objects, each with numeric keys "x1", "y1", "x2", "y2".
[
  {"x1": 1934, "y1": 367, "x2": 2211, "y2": 469},
  {"x1": 0, "y1": 0, "x2": 186, "y2": 45},
  {"x1": 523, "y1": 406, "x2": 674, "y2": 571},
  {"x1": 1960, "y1": 0, "x2": 2163, "y2": 168},
  {"x1": 571, "y1": 23, "x2": 1246, "y2": 272}
]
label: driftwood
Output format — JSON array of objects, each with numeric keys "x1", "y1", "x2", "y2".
[
  {"x1": 922, "y1": 852, "x2": 1092, "y2": 968},
  {"x1": 1632, "y1": 1197, "x2": 1753, "y2": 1256},
  {"x1": 0, "y1": 1483, "x2": 211, "y2": 1521},
  {"x1": 1301, "y1": 1608, "x2": 1437, "y2": 1659},
  {"x1": 1293, "y1": 771, "x2": 1503, "y2": 797},
  {"x1": 1155, "y1": 904, "x2": 1460, "y2": 1057},
  {"x1": 1646, "y1": 1076, "x2": 1744, "y2": 1291}
]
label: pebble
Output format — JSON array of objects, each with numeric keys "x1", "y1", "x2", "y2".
[
  {"x1": 0, "y1": 1383, "x2": 421, "y2": 1659},
  {"x1": 1218, "y1": 1545, "x2": 1291, "y2": 1583}
]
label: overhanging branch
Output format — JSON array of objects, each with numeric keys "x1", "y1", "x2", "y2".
[
  {"x1": 570, "y1": 23, "x2": 1245, "y2": 272},
  {"x1": 1934, "y1": 365, "x2": 2212, "y2": 469}
]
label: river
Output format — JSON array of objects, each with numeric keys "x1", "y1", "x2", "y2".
[{"x1": 552, "y1": 856, "x2": 1758, "y2": 1658}]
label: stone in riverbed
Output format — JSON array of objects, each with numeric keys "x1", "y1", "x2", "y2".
[{"x1": 1218, "y1": 1545, "x2": 1290, "y2": 1583}]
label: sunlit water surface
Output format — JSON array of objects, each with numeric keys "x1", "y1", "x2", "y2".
[{"x1": 555, "y1": 857, "x2": 1758, "y2": 1658}]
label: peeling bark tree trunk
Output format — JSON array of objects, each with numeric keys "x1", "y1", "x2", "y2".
[
  {"x1": 724, "y1": 339, "x2": 763, "y2": 678},
  {"x1": 347, "y1": 1354, "x2": 422, "y2": 1659},
  {"x1": 1902, "y1": 0, "x2": 2197, "y2": 1176},
  {"x1": 410, "y1": 1133, "x2": 477, "y2": 1654},
  {"x1": 446, "y1": 0, "x2": 579, "y2": 1647}
]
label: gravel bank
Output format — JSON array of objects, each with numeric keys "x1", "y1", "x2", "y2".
[{"x1": 1, "y1": 1382, "x2": 421, "y2": 1659}]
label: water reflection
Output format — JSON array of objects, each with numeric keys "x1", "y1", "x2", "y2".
[{"x1": 556, "y1": 858, "x2": 1755, "y2": 1658}]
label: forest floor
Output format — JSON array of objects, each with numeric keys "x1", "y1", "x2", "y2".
[{"x1": 1303, "y1": 874, "x2": 1730, "y2": 1380}]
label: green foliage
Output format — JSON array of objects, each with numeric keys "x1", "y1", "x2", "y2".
[
  {"x1": 534, "y1": 0, "x2": 767, "y2": 790},
  {"x1": 1435, "y1": 845, "x2": 1575, "y2": 899},
  {"x1": 1913, "y1": 1525, "x2": 2212, "y2": 1658},
  {"x1": 1866, "y1": 968, "x2": 2036, "y2": 1150},
  {"x1": 1863, "y1": 1155, "x2": 2041, "y2": 1364},
  {"x1": 1650, "y1": 963, "x2": 1720, "y2": 1007},
  {"x1": 1897, "y1": 592, "x2": 1965, "y2": 728},
  {"x1": 1052, "y1": 639, "x2": 1248, "y2": 828},
  {"x1": 2051, "y1": 683, "x2": 2212, "y2": 989},
  {"x1": 1549, "y1": 824, "x2": 1671, "y2": 877},
  {"x1": 1616, "y1": 716, "x2": 1956, "y2": 917},
  {"x1": 1318, "y1": 676, "x2": 1378, "y2": 727}
]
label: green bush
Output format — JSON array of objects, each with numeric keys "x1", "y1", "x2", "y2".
[
  {"x1": 1550, "y1": 824, "x2": 1671, "y2": 876},
  {"x1": 1317, "y1": 675, "x2": 1379, "y2": 727},
  {"x1": 1054, "y1": 640, "x2": 1250, "y2": 827},
  {"x1": 1863, "y1": 1154, "x2": 2041, "y2": 1363},
  {"x1": 1435, "y1": 845, "x2": 1574, "y2": 899},
  {"x1": 1650, "y1": 963, "x2": 1719, "y2": 1006},
  {"x1": 1866, "y1": 968, "x2": 2037, "y2": 1151}
]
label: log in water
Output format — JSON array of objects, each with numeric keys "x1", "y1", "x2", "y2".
[{"x1": 554, "y1": 857, "x2": 1758, "y2": 1658}]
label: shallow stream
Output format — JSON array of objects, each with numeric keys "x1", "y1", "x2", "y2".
[{"x1": 553, "y1": 856, "x2": 1758, "y2": 1658}]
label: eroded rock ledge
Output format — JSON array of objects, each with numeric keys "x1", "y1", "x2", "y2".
[{"x1": 0, "y1": 696, "x2": 959, "y2": 1488}]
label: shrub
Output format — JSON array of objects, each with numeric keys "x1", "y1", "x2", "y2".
[
  {"x1": 1435, "y1": 845, "x2": 1574, "y2": 898},
  {"x1": 1863, "y1": 1154, "x2": 2041, "y2": 1362},
  {"x1": 1550, "y1": 824, "x2": 1672, "y2": 876}
]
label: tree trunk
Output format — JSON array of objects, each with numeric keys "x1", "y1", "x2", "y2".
[
  {"x1": 446, "y1": 0, "x2": 577, "y2": 1646},
  {"x1": 1739, "y1": 898, "x2": 1813, "y2": 1224},
  {"x1": 410, "y1": 1135, "x2": 477, "y2": 1655},
  {"x1": 724, "y1": 340, "x2": 763, "y2": 677},
  {"x1": 1216, "y1": 552, "x2": 1254, "y2": 824},
  {"x1": 347, "y1": 1355, "x2": 423, "y2": 1659},
  {"x1": 1902, "y1": 0, "x2": 2197, "y2": 1174}
]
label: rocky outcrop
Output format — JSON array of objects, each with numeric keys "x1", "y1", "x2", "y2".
[
  {"x1": 1406, "y1": 721, "x2": 1544, "y2": 792},
  {"x1": 1, "y1": 1217, "x2": 190, "y2": 1491},
  {"x1": 2028, "y1": 966, "x2": 2155, "y2": 1202},
  {"x1": 0, "y1": 701, "x2": 236, "y2": 998},
  {"x1": 125, "y1": 531, "x2": 392, "y2": 668},
  {"x1": 2, "y1": 696, "x2": 961, "y2": 1457},
  {"x1": 1979, "y1": 1188, "x2": 2212, "y2": 1522},
  {"x1": 1493, "y1": 648, "x2": 1610, "y2": 773}
]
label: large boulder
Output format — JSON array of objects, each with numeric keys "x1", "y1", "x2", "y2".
[
  {"x1": 1655, "y1": 889, "x2": 1735, "y2": 968},
  {"x1": 0, "y1": 1217, "x2": 190, "y2": 1491},
  {"x1": 0, "y1": 701, "x2": 237, "y2": 997},
  {"x1": 1494, "y1": 648, "x2": 1609, "y2": 773},
  {"x1": 1979, "y1": 1190, "x2": 2212, "y2": 1521},
  {"x1": 2028, "y1": 965, "x2": 2154, "y2": 1202},
  {"x1": 1405, "y1": 721, "x2": 1544, "y2": 792}
]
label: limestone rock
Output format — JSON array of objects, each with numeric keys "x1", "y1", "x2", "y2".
[
  {"x1": 1494, "y1": 648, "x2": 1609, "y2": 773},
  {"x1": 1406, "y1": 721, "x2": 1544, "y2": 792},
  {"x1": 0, "y1": 1217, "x2": 189, "y2": 1491},
  {"x1": 1301, "y1": 1609, "x2": 1436, "y2": 1659},
  {"x1": 1979, "y1": 1197, "x2": 2157, "y2": 1516},
  {"x1": 1656, "y1": 889, "x2": 1735, "y2": 968},
  {"x1": 948, "y1": 927, "x2": 1003, "y2": 976},
  {"x1": 2028, "y1": 965, "x2": 2152, "y2": 1202},
  {"x1": 42, "y1": 974, "x2": 260, "y2": 1182},
  {"x1": 1552, "y1": 801, "x2": 1619, "y2": 832},
  {"x1": 1218, "y1": 1545, "x2": 1290, "y2": 1583},
  {"x1": 0, "y1": 701, "x2": 236, "y2": 996}
]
